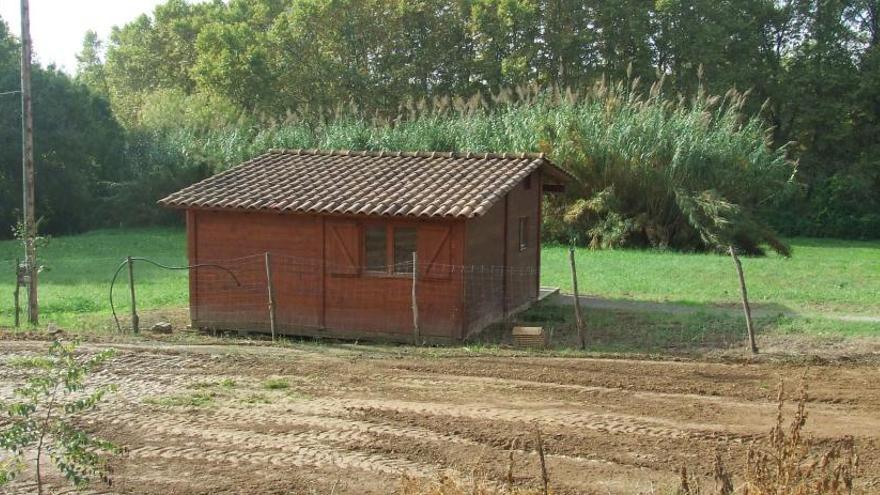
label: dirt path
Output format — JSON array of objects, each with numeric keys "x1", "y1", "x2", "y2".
[{"x1": 1, "y1": 341, "x2": 878, "y2": 494}]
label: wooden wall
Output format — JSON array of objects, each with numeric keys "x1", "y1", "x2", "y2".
[
  {"x1": 462, "y1": 191, "x2": 506, "y2": 335},
  {"x1": 185, "y1": 172, "x2": 543, "y2": 342},
  {"x1": 504, "y1": 170, "x2": 542, "y2": 311},
  {"x1": 462, "y1": 171, "x2": 542, "y2": 336},
  {"x1": 187, "y1": 210, "x2": 323, "y2": 332},
  {"x1": 187, "y1": 210, "x2": 465, "y2": 342}
]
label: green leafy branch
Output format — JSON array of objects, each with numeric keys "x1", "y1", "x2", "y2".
[{"x1": 0, "y1": 340, "x2": 119, "y2": 494}]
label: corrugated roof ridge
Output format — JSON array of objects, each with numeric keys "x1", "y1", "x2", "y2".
[{"x1": 266, "y1": 148, "x2": 547, "y2": 161}]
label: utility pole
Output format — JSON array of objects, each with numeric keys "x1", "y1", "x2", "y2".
[{"x1": 20, "y1": 0, "x2": 38, "y2": 325}]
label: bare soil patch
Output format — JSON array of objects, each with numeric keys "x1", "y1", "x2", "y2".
[{"x1": 1, "y1": 340, "x2": 878, "y2": 494}]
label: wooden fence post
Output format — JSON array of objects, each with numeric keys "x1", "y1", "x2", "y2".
[
  {"x1": 412, "y1": 251, "x2": 420, "y2": 346},
  {"x1": 729, "y1": 246, "x2": 758, "y2": 354},
  {"x1": 127, "y1": 256, "x2": 139, "y2": 334},
  {"x1": 568, "y1": 246, "x2": 586, "y2": 350},
  {"x1": 265, "y1": 252, "x2": 277, "y2": 342},
  {"x1": 13, "y1": 258, "x2": 20, "y2": 328}
]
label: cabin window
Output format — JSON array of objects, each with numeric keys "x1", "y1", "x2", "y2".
[
  {"x1": 518, "y1": 217, "x2": 529, "y2": 251},
  {"x1": 363, "y1": 224, "x2": 418, "y2": 275},
  {"x1": 393, "y1": 227, "x2": 417, "y2": 274},
  {"x1": 364, "y1": 226, "x2": 387, "y2": 272}
]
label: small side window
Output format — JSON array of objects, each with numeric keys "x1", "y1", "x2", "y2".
[
  {"x1": 364, "y1": 226, "x2": 387, "y2": 272},
  {"x1": 393, "y1": 227, "x2": 417, "y2": 274},
  {"x1": 518, "y1": 217, "x2": 529, "y2": 251}
]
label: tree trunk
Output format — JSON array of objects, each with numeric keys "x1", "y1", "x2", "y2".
[
  {"x1": 568, "y1": 247, "x2": 586, "y2": 350},
  {"x1": 729, "y1": 246, "x2": 758, "y2": 354}
]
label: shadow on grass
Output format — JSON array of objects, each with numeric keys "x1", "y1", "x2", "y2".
[
  {"x1": 466, "y1": 301, "x2": 880, "y2": 357},
  {"x1": 468, "y1": 303, "x2": 748, "y2": 355},
  {"x1": 552, "y1": 292, "x2": 799, "y2": 321}
]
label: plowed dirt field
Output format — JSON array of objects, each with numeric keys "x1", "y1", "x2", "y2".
[{"x1": 1, "y1": 340, "x2": 878, "y2": 494}]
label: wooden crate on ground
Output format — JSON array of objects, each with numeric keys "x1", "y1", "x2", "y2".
[{"x1": 512, "y1": 326, "x2": 547, "y2": 348}]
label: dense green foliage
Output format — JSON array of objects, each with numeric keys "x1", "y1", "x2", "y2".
[
  {"x1": 112, "y1": 83, "x2": 794, "y2": 253},
  {"x1": 0, "y1": 22, "x2": 124, "y2": 237},
  {"x1": 544, "y1": 82, "x2": 794, "y2": 254},
  {"x1": 0, "y1": 0, "x2": 878, "y2": 243}
]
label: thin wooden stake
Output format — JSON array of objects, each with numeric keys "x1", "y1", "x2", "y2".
[
  {"x1": 412, "y1": 252, "x2": 420, "y2": 346},
  {"x1": 729, "y1": 246, "x2": 758, "y2": 354},
  {"x1": 569, "y1": 246, "x2": 586, "y2": 350},
  {"x1": 265, "y1": 252, "x2": 277, "y2": 342},
  {"x1": 535, "y1": 424, "x2": 549, "y2": 495},
  {"x1": 127, "y1": 256, "x2": 138, "y2": 334},
  {"x1": 13, "y1": 258, "x2": 20, "y2": 328}
]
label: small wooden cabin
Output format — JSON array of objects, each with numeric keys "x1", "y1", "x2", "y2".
[{"x1": 159, "y1": 149, "x2": 570, "y2": 343}]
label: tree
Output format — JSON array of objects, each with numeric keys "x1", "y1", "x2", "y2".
[
  {"x1": 103, "y1": 0, "x2": 223, "y2": 123},
  {"x1": 589, "y1": 0, "x2": 654, "y2": 84},
  {"x1": 469, "y1": 0, "x2": 541, "y2": 89},
  {"x1": 0, "y1": 15, "x2": 127, "y2": 239},
  {"x1": 0, "y1": 17, "x2": 20, "y2": 234},
  {"x1": 0, "y1": 340, "x2": 118, "y2": 494},
  {"x1": 75, "y1": 30, "x2": 108, "y2": 97},
  {"x1": 193, "y1": 21, "x2": 274, "y2": 111},
  {"x1": 2, "y1": 1, "x2": 879, "y2": 240}
]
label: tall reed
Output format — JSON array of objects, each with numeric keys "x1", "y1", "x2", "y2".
[{"x1": 121, "y1": 80, "x2": 794, "y2": 253}]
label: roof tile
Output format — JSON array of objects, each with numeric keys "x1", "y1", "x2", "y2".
[{"x1": 158, "y1": 149, "x2": 570, "y2": 219}]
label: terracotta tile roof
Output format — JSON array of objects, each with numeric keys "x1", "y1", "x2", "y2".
[{"x1": 159, "y1": 149, "x2": 571, "y2": 218}]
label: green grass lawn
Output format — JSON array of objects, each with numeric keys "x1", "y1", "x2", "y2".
[
  {"x1": 0, "y1": 228, "x2": 187, "y2": 329},
  {"x1": 0, "y1": 228, "x2": 877, "y2": 336},
  {"x1": 543, "y1": 239, "x2": 880, "y2": 316}
]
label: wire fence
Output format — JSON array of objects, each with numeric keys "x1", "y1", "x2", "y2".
[
  {"x1": 106, "y1": 252, "x2": 540, "y2": 343},
  {"x1": 2, "y1": 250, "x2": 757, "y2": 352},
  {"x1": 0, "y1": 254, "x2": 188, "y2": 330}
]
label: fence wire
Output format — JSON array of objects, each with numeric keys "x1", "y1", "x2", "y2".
[{"x1": 113, "y1": 253, "x2": 540, "y2": 341}]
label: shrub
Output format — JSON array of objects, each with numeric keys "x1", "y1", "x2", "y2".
[
  {"x1": 0, "y1": 340, "x2": 118, "y2": 494},
  {"x1": 544, "y1": 81, "x2": 794, "y2": 254},
  {"x1": 741, "y1": 382, "x2": 859, "y2": 495}
]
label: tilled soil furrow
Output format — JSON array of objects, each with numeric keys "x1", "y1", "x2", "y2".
[
  {"x1": 103, "y1": 409, "x2": 441, "y2": 478},
  {"x1": 3, "y1": 341, "x2": 879, "y2": 494},
  {"x1": 331, "y1": 398, "x2": 755, "y2": 442},
  {"x1": 377, "y1": 371, "x2": 880, "y2": 439}
]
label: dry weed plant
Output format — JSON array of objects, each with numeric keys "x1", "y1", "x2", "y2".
[
  {"x1": 739, "y1": 381, "x2": 859, "y2": 495},
  {"x1": 679, "y1": 380, "x2": 860, "y2": 495},
  {"x1": 399, "y1": 426, "x2": 549, "y2": 495}
]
